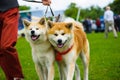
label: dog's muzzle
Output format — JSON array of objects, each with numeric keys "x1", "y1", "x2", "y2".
[
  {"x1": 57, "y1": 39, "x2": 66, "y2": 48},
  {"x1": 31, "y1": 30, "x2": 40, "y2": 41}
]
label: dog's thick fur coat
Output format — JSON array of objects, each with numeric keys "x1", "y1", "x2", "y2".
[{"x1": 47, "y1": 21, "x2": 90, "y2": 80}]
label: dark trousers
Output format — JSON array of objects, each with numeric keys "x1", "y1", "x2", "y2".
[{"x1": 0, "y1": 8, "x2": 24, "y2": 80}]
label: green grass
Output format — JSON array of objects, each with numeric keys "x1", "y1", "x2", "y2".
[{"x1": 0, "y1": 32, "x2": 120, "y2": 80}]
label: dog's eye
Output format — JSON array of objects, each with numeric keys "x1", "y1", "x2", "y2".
[
  {"x1": 36, "y1": 28, "x2": 39, "y2": 30},
  {"x1": 54, "y1": 33, "x2": 58, "y2": 36},
  {"x1": 30, "y1": 28, "x2": 32, "y2": 30},
  {"x1": 61, "y1": 33, "x2": 65, "y2": 35}
]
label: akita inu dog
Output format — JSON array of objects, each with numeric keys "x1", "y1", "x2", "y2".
[
  {"x1": 23, "y1": 18, "x2": 55, "y2": 80},
  {"x1": 47, "y1": 21, "x2": 90, "y2": 80}
]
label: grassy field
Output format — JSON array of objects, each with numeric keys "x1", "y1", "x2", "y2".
[{"x1": 0, "y1": 32, "x2": 120, "y2": 80}]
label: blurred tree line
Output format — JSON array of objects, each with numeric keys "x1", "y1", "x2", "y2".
[
  {"x1": 64, "y1": 0, "x2": 120, "y2": 21},
  {"x1": 64, "y1": 3, "x2": 104, "y2": 21}
]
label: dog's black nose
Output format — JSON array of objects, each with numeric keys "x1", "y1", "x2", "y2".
[
  {"x1": 31, "y1": 30, "x2": 35, "y2": 34},
  {"x1": 57, "y1": 39, "x2": 62, "y2": 43}
]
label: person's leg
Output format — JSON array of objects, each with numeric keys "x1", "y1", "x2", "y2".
[
  {"x1": 118, "y1": 23, "x2": 120, "y2": 32},
  {"x1": 104, "y1": 21, "x2": 109, "y2": 38},
  {"x1": 86, "y1": 26, "x2": 89, "y2": 33},
  {"x1": 0, "y1": 8, "x2": 24, "y2": 80},
  {"x1": 111, "y1": 21, "x2": 118, "y2": 38}
]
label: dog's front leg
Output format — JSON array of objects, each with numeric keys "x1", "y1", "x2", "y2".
[
  {"x1": 35, "y1": 64, "x2": 43, "y2": 80},
  {"x1": 47, "y1": 64, "x2": 54, "y2": 80},
  {"x1": 65, "y1": 62, "x2": 75, "y2": 80},
  {"x1": 35, "y1": 63, "x2": 48, "y2": 80},
  {"x1": 57, "y1": 62, "x2": 66, "y2": 80}
]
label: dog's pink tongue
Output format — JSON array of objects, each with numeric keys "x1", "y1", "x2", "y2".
[
  {"x1": 58, "y1": 44, "x2": 64, "y2": 48},
  {"x1": 31, "y1": 36, "x2": 37, "y2": 40}
]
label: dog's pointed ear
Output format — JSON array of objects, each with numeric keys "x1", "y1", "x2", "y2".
[
  {"x1": 22, "y1": 19, "x2": 30, "y2": 28},
  {"x1": 47, "y1": 20, "x2": 54, "y2": 29},
  {"x1": 39, "y1": 17, "x2": 45, "y2": 25},
  {"x1": 66, "y1": 23, "x2": 73, "y2": 30}
]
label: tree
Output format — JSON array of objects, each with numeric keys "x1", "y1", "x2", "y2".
[
  {"x1": 109, "y1": 0, "x2": 120, "y2": 14},
  {"x1": 64, "y1": 3, "x2": 78, "y2": 20}
]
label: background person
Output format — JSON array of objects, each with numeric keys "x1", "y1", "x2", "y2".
[
  {"x1": 83, "y1": 17, "x2": 92, "y2": 33},
  {"x1": 104, "y1": 6, "x2": 118, "y2": 38},
  {"x1": 95, "y1": 18, "x2": 101, "y2": 32},
  {"x1": 116, "y1": 14, "x2": 120, "y2": 32}
]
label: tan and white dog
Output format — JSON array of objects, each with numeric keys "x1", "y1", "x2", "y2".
[
  {"x1": 47, "y1": 21, "x2": 90, "y2": 80},
  {"x1": 23, "y1": 18, "x2": 55, "y2": 80}
]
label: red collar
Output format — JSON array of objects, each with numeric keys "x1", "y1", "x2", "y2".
[{"x1": 55, "y1": 44, "x2": 74, "y2": 61}]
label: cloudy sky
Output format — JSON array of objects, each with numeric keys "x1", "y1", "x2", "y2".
[{"x1": 18, "y1": 0, "x2": 114, "y2": 10}]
